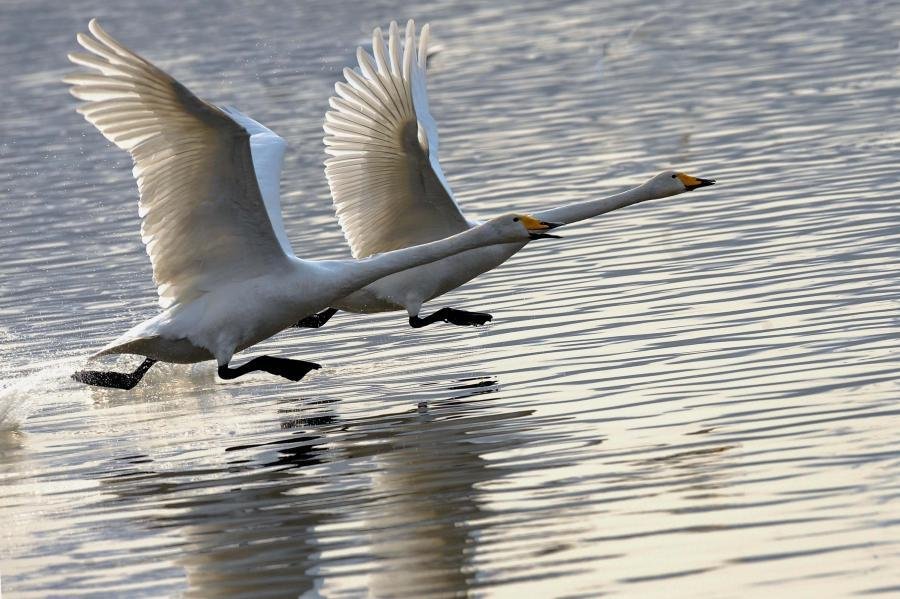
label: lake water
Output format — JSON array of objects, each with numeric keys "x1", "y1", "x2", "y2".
[{"x1": 1, "y1": 0, "x2": 898, "y2": 596}]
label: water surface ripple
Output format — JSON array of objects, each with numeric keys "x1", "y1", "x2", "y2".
[{"x1": 1, "y1": 0, "x2": 898, "y2": 596}]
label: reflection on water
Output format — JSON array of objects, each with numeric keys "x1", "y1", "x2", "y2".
[
  {"x1": 2, "y1": 0, "x2": 899, "y2": 596},
  {"x1": 79, "y1": 380, "x2": 529, "y2": 597}
]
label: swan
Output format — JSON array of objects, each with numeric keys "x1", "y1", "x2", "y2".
[
  {"x1": 63, "y1": 19, "x2": 561, "y2": 390},
  {"x1": 293, "y1": 20, "x2": 715, "y2": 330}
]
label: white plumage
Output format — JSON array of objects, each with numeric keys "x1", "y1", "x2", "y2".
[
  {"x1": 326, "y1": 20, "x2": 471, "y2": 259},
  {"x1": 68, "y1": 25, "x2": 286, "y2": 311},
  {"x1": 311, "y1": 20, "x2": 715, "y2": 325},
  {"x1": 65, "y1": 20, "x2": 557, "y2": 388}
]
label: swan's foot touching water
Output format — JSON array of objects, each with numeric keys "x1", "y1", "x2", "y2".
[
  {"x1": 409, "y1": 307, "x2": 493, "y2": 328},
  {"x1": 294, "y1": 307, "x2": 339, "y2": 329},
  {"x1": 72, "y1": 357, "x2": 158, "y2": 390},
  {"x1": 71, "y1": 355, "x2": 320, "y2": 389},
  {"x1": 218, "y1": 356, "x2": 321, "y2": 382}
]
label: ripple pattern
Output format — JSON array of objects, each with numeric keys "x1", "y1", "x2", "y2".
[{"x1": 1, "y1": 0, "x2": 898, "y2": 596}]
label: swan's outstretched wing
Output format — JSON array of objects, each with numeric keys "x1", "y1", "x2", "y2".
[
  {"x1": 219, "y1": 106, "x2": 293, "y2": 255},
  {"x1": 65, "y1": 20, "x2": 289, "y2": 309},
  {"x1": 325, "y1": 20, "x2": 470, "y2": 259}
]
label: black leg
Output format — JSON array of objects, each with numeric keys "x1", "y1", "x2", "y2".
[
  {"x1": 218, "y1": 356, "x2": 321, "y2": 382},
  {"x1": 294, "y1": 308, "x2": 339, "y2": 329},
  {"x1": 72, "y1": 357, "x2": 158, "y2": 390},
  {"x1": 409, "y1": 307, "x2": 493, "y2": 329}
]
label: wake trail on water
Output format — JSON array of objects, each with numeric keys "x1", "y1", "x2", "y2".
[{"x1": 0, "y1": 357, "x2": 83, "y2": 430}]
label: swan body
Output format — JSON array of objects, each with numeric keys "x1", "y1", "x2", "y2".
[
  {"x1": 93, "y1": 232, "x2": 531, "y2": 366},
  {"x1": 296, "y1": 21, "x2": 716, "y2": 326},
  {"x1": 64, "y1": 19, "x2": 557, "y2": 387},
  {"x1": 333, "y1": 243, "x2": 518, "y2": 314}
]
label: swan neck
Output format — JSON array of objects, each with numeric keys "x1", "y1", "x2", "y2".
[
  {"x1": 534, "y1": 182, "x2": 657, "y2": 226},
  {"x1": 337, "y1": 224, "x2": 498, "y2": 293}
]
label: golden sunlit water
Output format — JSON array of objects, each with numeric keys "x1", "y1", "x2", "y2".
[{"x1": 1, "y1": 0, "x2": 899, "y2": 596}]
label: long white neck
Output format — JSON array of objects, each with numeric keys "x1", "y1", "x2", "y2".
[
  {"x1": 532, "y1": 181, "x2": 663, "y2": 226},
  {"x1": 330, "y1": 222, "x2": 510, "y2": 296}
]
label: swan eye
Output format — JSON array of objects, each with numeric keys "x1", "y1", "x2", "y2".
[
  {"x1": 513, "y1": 217, "x2": 519, "y2": 222},
  {"x1": 671, "y1": 174, "x2": 677, "y2": 178}
]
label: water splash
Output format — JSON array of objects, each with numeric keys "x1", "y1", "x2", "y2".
[{"x1": 0, "y1": 358, "x2": 82, "y2": 429}]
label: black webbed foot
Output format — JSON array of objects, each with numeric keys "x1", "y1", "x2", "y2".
[
  {"x1": 218, "y1": 356, "x2": 322, "y2": 382},
  {"x1": 294, "y1": 308, "x2": 338, "y2": 329},
  {"x1": 409, "y1": 307, "x2": 493, "y2": 329},
  {"x1": 72, "y1": 357, "x2": 157, "y2": 390}
]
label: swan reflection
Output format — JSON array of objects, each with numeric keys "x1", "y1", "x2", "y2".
[{"x1": 96, "y1": 377, "x2": 535, "y2": 596}]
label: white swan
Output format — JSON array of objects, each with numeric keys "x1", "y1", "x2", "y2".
[
  {"x1": 293, "y1": 20, "x2": 715, "y2": 330},
  {"x1": 63, "y1": 20, "x2": 560, "y2": 390}
]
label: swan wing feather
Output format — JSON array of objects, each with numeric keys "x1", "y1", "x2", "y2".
[
  {"x1": 65, "y1": 19, "x2": 289, "y2": 309},
  {"x1": 325, "y1": 20, "x2": 470, "y2": 259},
  {"x1": 219, "y1": 105, "x2": 293, "y2": 255}
]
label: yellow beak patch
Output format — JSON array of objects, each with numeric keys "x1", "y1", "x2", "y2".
[
  {"x1": 676, "y1": 172, "x2": 704, "y2": 187},
  {"x1": 518, "y1": 214, "x2": 550, "y2": 230}
]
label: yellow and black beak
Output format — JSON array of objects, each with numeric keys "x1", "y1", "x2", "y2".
[
  {"x1": 676, "y1": 172, "x2": 716, "y2": 191},
  {"x1": 518, "y1": 214, "x2": 563, "y2": 239}
]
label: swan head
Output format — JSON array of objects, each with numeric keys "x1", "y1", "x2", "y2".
[
  {"x1": 647, "y1": 170, "x2": 716, "y2": 198},
  {"x1": 488, "y1": 213, "x2": 563, "y2": 241}
]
